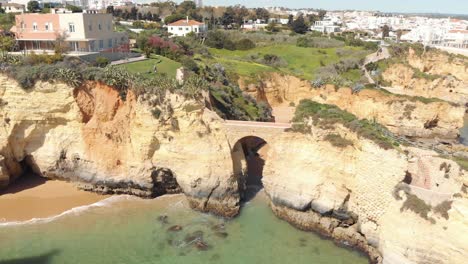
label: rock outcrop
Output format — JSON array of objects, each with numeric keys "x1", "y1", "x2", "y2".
[
  {"x1": 262, "y1": 124, "x2": 468, "y2": 264},
  {"x1": 381, "y1": 48, "x2": 468, "y2": 104},
  {"x1": 1, "y1": 74, "x2": 467, "y2": 264},
  {"x1": 0, "y1": 75, "x2": 240, "y2": 216},
  {"x1": 239, "y1": 73, "x2": 465, "y2": 140}
]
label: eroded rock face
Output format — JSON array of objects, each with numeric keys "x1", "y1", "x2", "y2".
[
  {"x1": 262, "y1": 126, "x2": 468, "y2": 264},
  {"x1": 239, "y1": 73, "x2": 465, "y2": 139},
  {"x1": 381, "y1": 48, "x2": 468, "y2": 104},
  {"x1": 0, "y1": 75, "x2": 239, "y2": 215},
  {"x1": 1, "y1": 74, "x2": 467, "y2": 264}
]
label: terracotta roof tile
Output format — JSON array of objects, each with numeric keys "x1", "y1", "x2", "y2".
[{"x1": 168, "y1": 19, "x2": 204, "y2": 26}]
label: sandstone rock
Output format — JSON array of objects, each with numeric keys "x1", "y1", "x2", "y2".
[{"x1": 238, "y1": 73, "x2": 464, "y2": 139}]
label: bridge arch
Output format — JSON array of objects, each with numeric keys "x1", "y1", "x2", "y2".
[{"x1": 231, "y1": 135, "x2": 268, "y2": 202}]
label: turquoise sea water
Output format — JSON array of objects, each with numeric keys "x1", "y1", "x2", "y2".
[{"x1": 0, "y1": 192, "x2": 368, "y2": 264}]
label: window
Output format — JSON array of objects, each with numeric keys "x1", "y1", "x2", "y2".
[
  {"x1": 99, "y1": 40, "x2": 104, "y2": 49},
  {"x1": 32, "y1": 22, "x2": 37, "y2": 31},
  {"x1": 88, "y1": 23, "x2": 92, "y2": 31},
  {"x1": 194, "y1": 28, "x2": 198, "y2": 32},
  {"x1": 21, "y1": 22, "x2": 26, "y2": 29},
  {"x1": 186, "y1": 27, "x2": 189, "y2": 31},
  {"x1": 107, "y1": 23, "x2": 111, "y2": 31},
  {"x1": 108, "y1": 39, "x2": 112, "y2": 48},
  {"x1": 69, "y1": 23, "x2": 75, "y2": 33},
  {"x1": 170, "y1": 27, "x2": 173, "y2": 30},
  {"x1": 45, "y1": 23, "x2": 49, "y2": 31},
  {"x1": 179, "y1": 27, "x2": 182, "y2": 31},
  {"x1": 89, "y1": 41, "x2": 95, "y2": 51},
  {"x1": 98, "y1": 23, "x2": 102, "y2": 30}
]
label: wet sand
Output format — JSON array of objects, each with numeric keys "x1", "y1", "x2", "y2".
[{"x1": 0, "y1": 175, "x2": 109, "y2": 222}]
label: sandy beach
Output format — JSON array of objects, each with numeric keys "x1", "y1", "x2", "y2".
[{"x1": 0, "y1": 174, "x2": 109, "y2": 222}]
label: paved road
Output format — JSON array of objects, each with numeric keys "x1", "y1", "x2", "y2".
[
  {"x1": 110, "y1": 55, "x2": 147, "y2": 65},
  {"x1": 224, "y1": 120, "x2": 292, "y2": 129},
  {"x1": 362, "y1": 47, "x2": 390, "y2": 84}
]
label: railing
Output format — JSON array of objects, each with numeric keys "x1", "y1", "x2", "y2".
[{"x1": 224, "y1": 120, "x2": 292, "y2": 129}]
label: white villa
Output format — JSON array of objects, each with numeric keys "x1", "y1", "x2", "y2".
[
  {"x1": 312, "y1": 20, "x2": 341, "y2": 33},
  {"x1": 167, "y1": 18, "x2": 207, "y2": 37}
]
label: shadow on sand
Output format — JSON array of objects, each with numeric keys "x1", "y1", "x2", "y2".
[
  {"x1": 0, "y1": 174, "x2": 47, "y2": 196},
  {"x1": 0, "y1": 249, "x2": 60, "y2": 264}
]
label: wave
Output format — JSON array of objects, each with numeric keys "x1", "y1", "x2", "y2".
[{"x1": 0, "y1": 195, "x2": 142, "y2": 227}]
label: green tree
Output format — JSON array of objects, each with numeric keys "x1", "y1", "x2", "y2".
[
  {"x1": 220, "y1": 7, "x2": 235, "y2": 28},
  {"x1": 254, "y1": 8, "x2": 270, "y2": 21},
  {"x1": 53, "y1": 32, "x2": 69, "y2": 55},
  {"x1": 106, "y1": 5, "x2": 114, "y2": 15},
  {"x1": 382, "y1": 25, "x2": 390, "y2": 39},
  {"x1": 266, "y1": 21, "x2": 280, "y2": 32},
  {"x1": 66, "y1": 5, "x2": 82, "y2": 13},
  {"x1": 287, "y1": 15, "x2": 294, "y2": 26},
  {"x1": 318, "y1": 9, "x2": 327, "y2": 20},
  {"x1": 0, "y1": 34, "x2": 15, "y2": 55},
  {"x1": 164, "y1": 13, "x2": 185, "y2": 24},
  {"x1": 176, "y1": 1, "x2": 196, "y2": 14},
  {"x1": 233, "y1": 5, "x2": 249, "y2": 26},
  {"x1": 291, "y1": 14, "x2": 308, "y2": 34},
  {"x1": 27, "y1": 1, "x2": 41, "y2": 13}
]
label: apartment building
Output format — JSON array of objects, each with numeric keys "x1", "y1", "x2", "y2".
[
  {"x1": 13, "y1": 9, "x2": 128, "y2": 53},
  {"x1": 2, "y1": 3, "x2": 25, "y2": 13}
]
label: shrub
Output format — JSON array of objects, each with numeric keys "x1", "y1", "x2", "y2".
[
  {"x1": 292, "y1": 100, "x2": 399, "y2": 149},
  {"x1": 297, "y1": 36, "x2": 344, "y2": 48},
  {"x1": 95, "y1": 56, "x2": 110, "y2": 67},
  {"x1": 400, "y1": 193, "x2": 435, "y2": 223},
  {"x1": 324, "y1": 133, "x2": 354, "y2": 148},
  {"x1": 311, "y1": 78, "x2": 325, "y2": 88},
  {"x1": 235, "y1": 38, "x2": 256, "y2": 50},
  {"x1": 181, "y1": 56, "x2": 199, "y2": 73},
  {"x1": 433, "y1": 200, "x2": 452, "y2": 220},
  {"x1": 261, "y1": 54, "x2": 287, "y2": 67}
]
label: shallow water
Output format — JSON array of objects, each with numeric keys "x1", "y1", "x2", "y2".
[{"x1": 0, "y1": 192, "x2": 368, "y2": 264}]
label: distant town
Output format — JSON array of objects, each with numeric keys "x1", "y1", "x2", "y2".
[{"x1": 0, "y1": 0, "x2": 468, "y2": 57}]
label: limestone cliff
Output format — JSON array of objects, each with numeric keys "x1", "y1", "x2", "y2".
[
  {"x1": 239, "y1": 73, "x2": 465, "y2": 140},
  {"x1": 381, "y1": 48, "x2": 468, "y2": 104},
  {"x1": 263, "y1": 123, "x2": 468, "y2": 264},
  {"x1": 1, "y1": 74, "x2": 468, "y2": 264},
  {"x1": 0, "y1": 75, "x2": 239, "y2": 216}
]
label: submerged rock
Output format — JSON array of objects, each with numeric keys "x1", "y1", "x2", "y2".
[
  {"x1": 214, "y1": 231, "x2": 228, "y2": 238},
  {"x1": 167, "y1": 225, "x2": 183, "y2": 232},
  {"x1": 157, "y1": 215, "x2": 169, "y2": 224},
  {"x1": 194, "y1": 240, "x2": 210, "y2": 251}
]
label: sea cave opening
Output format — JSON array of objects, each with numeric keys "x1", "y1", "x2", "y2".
[{"x1": 231, "y1": 136, "x2": 268, "y2": 203}]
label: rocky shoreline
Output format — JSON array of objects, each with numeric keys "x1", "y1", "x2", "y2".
[{"x1": 1, "y1": 74, "x2": 467, "y2": 263}]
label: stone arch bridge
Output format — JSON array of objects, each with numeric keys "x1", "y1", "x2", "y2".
[{"x1": 222, "y1": 120, "x2": 292, "y2": 145}]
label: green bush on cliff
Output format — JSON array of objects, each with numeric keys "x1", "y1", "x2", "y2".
[
  {"x1": 291, "y1": 99, "x2": 399, "y2": 150},
  {"x1": 324, "y1": 133, "x2": 354, "y2": 148},
  {"x1": 400, "y1": 193, "x2": 435, "y2": 223}
]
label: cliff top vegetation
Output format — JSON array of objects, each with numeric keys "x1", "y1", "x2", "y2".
[{"x1": 291, "y1": 99, "x2": 400, "y2": 150}]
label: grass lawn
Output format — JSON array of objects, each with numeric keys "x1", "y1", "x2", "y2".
[
  {"x1": 118, "y1": 55, "x2": 181, "y2": 78},
  {"x1": 207, "y1": 44, "x2": 368, "y2": 81}
]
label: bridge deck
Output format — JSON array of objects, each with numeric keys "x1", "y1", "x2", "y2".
[{"x1": 224, "y1": 120, "x2": 292, "y2": 129}]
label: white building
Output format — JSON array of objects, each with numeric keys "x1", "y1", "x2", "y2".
[
  {"x1": 167, "y1": 18, "x2": 207, "y2": 37},
  {"x1": 312, "y1": 20, "x2": 340, "y2": 33},
  {"x1": 2, "y1": 3, "x2": 24, "y2": 13}
]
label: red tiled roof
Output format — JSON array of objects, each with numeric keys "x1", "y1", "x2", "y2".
[
  {"x1": 168, "y1": 19, "x2": 204, "y2": 26},
  {"x1": 448, "y1": 29, "x2": 468, "y2": 34}
]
